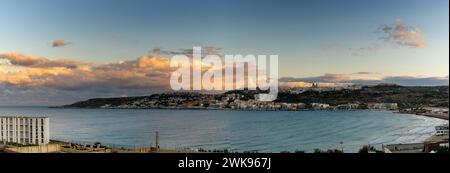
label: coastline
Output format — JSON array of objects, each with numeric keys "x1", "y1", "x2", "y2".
[
  {"x1": 51, "y1": 104, "x2": 396, "y2": 112},
  {"x1": 52, "y1": 106, "x2": 450, "y2": 121},
  {"x1": 397, "y1": 110, "x2": 449, "y2": 120},
  {"x1": 416, "y1": 113, "x2": 449, "y2": 120}
]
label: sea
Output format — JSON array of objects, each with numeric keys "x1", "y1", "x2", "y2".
[{"x1": 0, "y1": 106, "x2": 447, "y2": 153}]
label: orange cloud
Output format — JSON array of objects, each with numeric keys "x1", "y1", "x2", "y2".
[
  {"x1": 52, "y1": 39, "x2": 69, "y2": 47},
  {"x1": 379, "y1": 18, "x2": 427, "y2": 48},
  {"x1": 137, "y1": 56, "x2": 171, "y2": 70},
  {"x1": 0, "y1": 53, "x2": 82, "y2": 68},
  {"x1": 0, "y1": 53, "x2": 173, "y2": 90}
]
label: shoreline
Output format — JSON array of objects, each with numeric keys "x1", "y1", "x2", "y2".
[
  {"x1": 51, "y1": 106, "x2": 450, "y2": 120},
  {"x1": 416, "y1": 113, "x2": 449, "y2": 120},
  {"x1": 396, "y1": 111, "x2": 449, "y2": 120},
  {"x1": 51, "y1": 106, "x2": 396, "y2": 112}
]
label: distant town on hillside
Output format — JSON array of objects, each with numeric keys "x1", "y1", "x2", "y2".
[{"x1": 61, "y1": 84, "x2": 449, "y2": 112}]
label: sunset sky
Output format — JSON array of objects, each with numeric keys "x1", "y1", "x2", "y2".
[{"x1": 0, "y1": 0, "x2": 449, "y2": 105}]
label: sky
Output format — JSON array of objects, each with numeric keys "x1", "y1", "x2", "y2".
[{"x1": 0, "y1": 0, "x2": 449, "y2": 105}]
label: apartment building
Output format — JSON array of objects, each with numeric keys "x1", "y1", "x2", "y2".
[{"x1": 0, "y1": 116, "x2": 50, "y2": 145}]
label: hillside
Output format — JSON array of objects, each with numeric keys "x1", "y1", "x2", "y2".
[
  {"x1": 62, "y1": 85, "x2": 449, "y2": 109},
  {"x1": 276, "y1": 85, "x2": 449, "y2": 108}
]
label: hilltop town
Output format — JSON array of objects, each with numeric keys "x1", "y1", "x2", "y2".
[{"x1": 62, "y1": 84, "x2": 449, "y2": 114}]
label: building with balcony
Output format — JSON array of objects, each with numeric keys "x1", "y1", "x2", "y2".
[{"x1": 0, "y1": 116, "x2": 50, "y2": 145}]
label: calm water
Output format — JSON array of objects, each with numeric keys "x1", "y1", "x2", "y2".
[{"x1": 0, "y1": 106, "x2": 446, "y2": 153}]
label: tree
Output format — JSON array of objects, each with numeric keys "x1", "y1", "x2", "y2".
[
  {"x1": 358, "y1": 145, "x2": 375, "y2": 153},
  {"x1": 313, "y1": 148, "x2": 324, "y2": 153},
  {"x1": 294, "y1": 150, "x2": 305, "y2": 153},
  {"x1": 436, "y1": 146, "x2": 449, "y2": 154},
  {"x1": 313, "y1": 148, "x2": 343, "y2": 153}
]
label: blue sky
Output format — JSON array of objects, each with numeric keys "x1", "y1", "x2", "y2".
[
  {"x1": 0, "y1": 0, "x2": 448, "y2": 105},
  {"x1": 1, "y1": 0, "x2": 448, "y2": 77}
]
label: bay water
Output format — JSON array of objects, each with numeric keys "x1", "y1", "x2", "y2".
[{"x1": 0, "y1": 106, "x2": 446, "y2": 153}]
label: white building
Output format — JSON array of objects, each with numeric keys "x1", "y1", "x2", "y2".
[
  {"x1": 367, "y1": 103, "x2": 398, "y2": 110},
  {"x1": 311, "y1": 103, "x2": 330, "y2": 110},
  {"x1": 435, "y1": 124, "x2": 449, "y2": 136},
  {"x1": 0, "y1": 116, "x2": 50, "y2": 145}
]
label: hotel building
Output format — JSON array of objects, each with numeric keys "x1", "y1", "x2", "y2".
[{"x1": 0, "y1": 116, "x2": 50, "y2": 145}]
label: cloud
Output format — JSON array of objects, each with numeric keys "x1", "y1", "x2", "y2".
[
  {"x1": 379, "y1": 18, "x2": 427, "y2": 48},
  {"x1": 281, "y1": 73, "x2": 351, "y2": 83},
  {"x1": 0, "y1": 53, "x2": 174, "y2": 93},
  {"x1": 1, "y1": 49, "x2": 448, "y2": 105},
  {"x1": 52, "y1": 39, "x2": 69, "y2": 47},
  {"x1": 383, "y1": 76, "x2": 449, "y2": 86},
  {"x1": 151, "y1": 47, "x2": 162, "y2": 54},
  {"x1": 280, "y1": 73, "x2": 448, "y2": 87},
  {"x1": 150, "y1": 46, "x2": 222, "y2": 57},
  {"x1": 350, "y1": 44, "x2": 381, "y2": 57},
  {"x1": 0, "y1": 53, "x2": 82, "y2": 68},
  {"x1": 1, "y1": 46, "x2": 225, "y2": 102},
  {"x1": 354, "y1": 72, "x2": 379, "y2": 75},
  {"x1": 0, "y1": 48, "x2": 228, "y2": 105},
  {"x1": 137, "y1": 56, "x2": 170, "y2": 70}
]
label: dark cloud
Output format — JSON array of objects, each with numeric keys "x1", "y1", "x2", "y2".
[{"x1": 150, "y1": 46, "x2": 222, "y2": 57}]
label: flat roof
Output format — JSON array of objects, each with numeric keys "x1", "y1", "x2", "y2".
[
  {"x1": 384, "y1": 143, "x2": 424, "y2": 153},
  {"x1": 0, "y1": 116, "x2": 49, "y2": 119}
]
